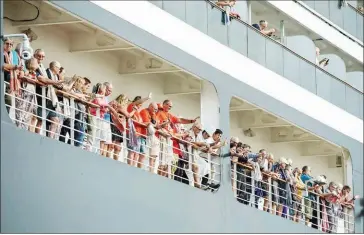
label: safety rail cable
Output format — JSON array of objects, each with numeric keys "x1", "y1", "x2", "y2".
[
  {"x1": 231, "y1": 161, "x2": 355, "y2": 233},
  {"x1": 4, "y1": 81, "x2": 221, "y2": 190},
  {"x1": 347, "y1": 3, "x2": 364, "y2": 16},
  {"x1": 206, "y1": 0, "x2": 363, "y2": 95}
]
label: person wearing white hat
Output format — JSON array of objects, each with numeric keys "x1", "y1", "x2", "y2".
[
  {"x1": 185, "y1": 122, "x2": 211, "y2": 188},
  {"x1": 273, "y1": 157, "x2": 289, "y2": 217},
  {"x1": 230, "y1": 136, "x2": 239, "y2": 144}
]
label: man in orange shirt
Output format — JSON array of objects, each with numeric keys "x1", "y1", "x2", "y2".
[
  {"x1": 139, "y1": 102, "x2": 169, "y2": 173},
  {"x1": 156, "y1": 99, "x2": 199, "y2": 178},
  {"x1": 126, "y1": 94, "x2": 151, "y2": 168}
]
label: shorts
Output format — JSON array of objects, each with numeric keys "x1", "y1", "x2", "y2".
[
  {"x1": 100, "y1": 120, "x2": 112, "y2": 144},
  {"x1": 293, "y1": 198, "x2": 302, "y2": 216},
  {"x1": 127, "y1": 136, "x2": 146, "y2": 154},
  {"x1": 261, "y1": 181, "x2": 268, "y2": 198},
  {"x1": 147, "y1": 135, "x2": 160, "y2": 157},
  {"x1": 111, "y1": 121, "x2": 123, "y2": 143},
  {"x1": 304, "y1": 198, "x2": 313, "y2": 219},
  {"x1": 278, "y1": 186, "x2": 287, "y2": 206}
]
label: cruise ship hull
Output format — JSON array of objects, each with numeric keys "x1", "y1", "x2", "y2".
[{"x1": 1, "y1": 0, "x2": 363, "y2": 233}]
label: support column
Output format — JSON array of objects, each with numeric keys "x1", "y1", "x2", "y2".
[
  {"x1": 247, "y1": 0, "x2": 252, "y2": 24},
  {"x1": 200, "y1": 81, "x2": 219, "y2": 135},
  {"x1": 280, "y1": 20, "x2": 285, "y2": 44},
  {"x1": 200, "y1": 81, "x2": 220, "y2": 184}
]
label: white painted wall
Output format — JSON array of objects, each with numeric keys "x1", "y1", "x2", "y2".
[{"x1": 3, "y1": 20, "x2": 200, "y2": 119}]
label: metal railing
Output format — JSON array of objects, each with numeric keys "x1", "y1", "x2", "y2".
[
  {"x1": 231, "y1": 161, "x2": 355, "y2": 233},
  {"x1": 207, "y1": 0, "x2": 362, "y2": 95},
  {"x1": 294, "y1": 0, "x2": 364, "y2": 46},
  {"x1": 3, "y1": 79, "x2": 221, "y2": 191}
]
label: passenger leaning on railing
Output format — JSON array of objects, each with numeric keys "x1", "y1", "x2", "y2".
[
  {"x1": 59, "y1": 76, "x2": 88, "y2": 146},
  {"x1": 200, "y1": 128, "x2": 225, "y2": 189},
  {"x1": 14, "y1": 57, "x2": 38, "y2": 130},
  {"x1": 33, "y1": 49, "x2": 63, "y2": 135},
  {"x1": 2, "y1": 37, "x2": 22, "y2": 113},
  {"x1": 272, "y1": 157, "x2": 289, "y2": 217},
  {"x1": 291, "y1": 167, "x2": 305, "y2": 223},
  {"x1": 285, "y1": 159, "x2": 295, "y2": 220},
  {"x1": 139, "y1": 102, "x2": 166, "y2": 172},
  {"x1": 126, "y1": 94, "x2": 152, "y2": 168},
  {"x1": 324, "y1": 181, "x2": 342, "y2": 233},
  {"x1": 88, "y1": 83, "x2": 110, "y2": 156},
  {"x1": 43, "y1": 61, "x2": 66, "y2": 139},
  {"x1": 301, "y1": 166, "x2": 316, "y2": 226},
  {"x1": 185, "y1": 122, "x2": 211, "y2": 188},
  {"x1": 155, "y1": 99, "x2": 199, "y2": 177},
  {"x1": 102, "y1": 82, "x2": 114, "y2": 158},
  {"x1": 252, "y1": 20, "x2": 276, "y2": 37},
  {"x1": 108, "y1": 94, "x2": 130, "y2": 160}
]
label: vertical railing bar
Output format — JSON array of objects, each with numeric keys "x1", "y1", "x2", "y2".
[{"x1": 70, "y1": 98, "x2": 75, "y2": 146}]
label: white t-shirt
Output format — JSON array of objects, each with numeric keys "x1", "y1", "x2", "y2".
[{"x1": 188, "y1": 129, "x2": 204, "y2": 143}]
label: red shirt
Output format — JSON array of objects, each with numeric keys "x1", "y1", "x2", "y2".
[
  {"x1": 89, "y1": 97, "x2": 108, "y2": 118},
  {"x1": 156, "y1": 110, "x2": 181, "y2": 155},
  {"x1": 139, "y1": 108, "x2": 154, "y2": 137}
]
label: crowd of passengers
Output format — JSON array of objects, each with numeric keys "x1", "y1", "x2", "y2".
[
  {"x1": 2, "y1": 37, "x2": 226, "y2": 190},
  {"x1": 229, "y1": 138, "x2": 357, "y2": 233},
  {"x1": 2, "y1": 30, "x2": 359, "y2": 232}
]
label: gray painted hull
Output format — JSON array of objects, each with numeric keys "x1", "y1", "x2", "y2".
[{"x1": 1, "y1": 0, "x2": 362, "y2": 233}]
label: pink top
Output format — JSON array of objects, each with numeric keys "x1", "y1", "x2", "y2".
[{"x1": 89, "y1": 97, "x2": 108, "y2": 118}]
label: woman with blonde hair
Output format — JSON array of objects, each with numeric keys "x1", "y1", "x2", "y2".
[{"x1": 108, "y1": 94, "x2": 134, "y2": 161}]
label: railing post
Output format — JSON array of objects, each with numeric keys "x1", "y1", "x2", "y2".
[
  {"x1": 268, "y1": 177, "x2": 272, "y2": 212},
  {"x1": 9, "y1": 91, "x2": 16, "y2": 121},
  {"x1": 95, "y1": 107, "x2": 100, "y2": 154},
  {"x1": 122, "y1": 119, "x2": 127, "y2": 163},
  {"x1": 41, "y1": 87, "x2": 46, "y2": 136},
  {"x1": 188, "y1": 145, "x2": 193, "y2": 187},
  {"x1": 301, "y1": 196, "x2": 305, "y2": 224},
  {"x1": 250, "y1": 171, "x2": 255, "y2": 207},
  {"x1": 70, "y1": 98, "x2": 75, "y2": 146},
  {"x1": 280, "y1": 20, "x2": 285, "y2": 44},
  {"x1": 207, "y1": 153, "x2": 212, "y2": 184},
  {"x1": 167, "y1": 137, "x2": 172, "y2": 179},
  {"x1": 316, "y1": 195, "x2": 321, "y2": 231},
  {"x1": 233, "y1": 162, "x2": 237, "y2": 198}
]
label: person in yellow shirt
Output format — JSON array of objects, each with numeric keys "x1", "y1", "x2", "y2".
[{"x1": 292, "y1": 167, "x2": 306, "y2": 223}]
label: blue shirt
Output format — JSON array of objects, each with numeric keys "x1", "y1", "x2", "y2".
[
  {"x1": 103, "y1": 97, "x2": 111, "y2": 122},
  {"x1": 247, "y1": 153, "x2": 259, "y2": 160},
  {"x1": 301, "y1": 174, "x2": 315, "y2": 200}
]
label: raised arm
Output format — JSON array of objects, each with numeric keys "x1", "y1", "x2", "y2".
[{"x1": 132, "y1": 92, "x2": 152, "y2": 106}]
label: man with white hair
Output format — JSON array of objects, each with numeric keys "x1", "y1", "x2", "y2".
[
  {"x1": 44, "y1": 61, "x2": 66, "y2": 139},
  {"x1": 140, "y1": 102, "x2": 168, "y2": 173},
  {"x1": 185, "y1": 122, "x2": 210, "y2": 188}
]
